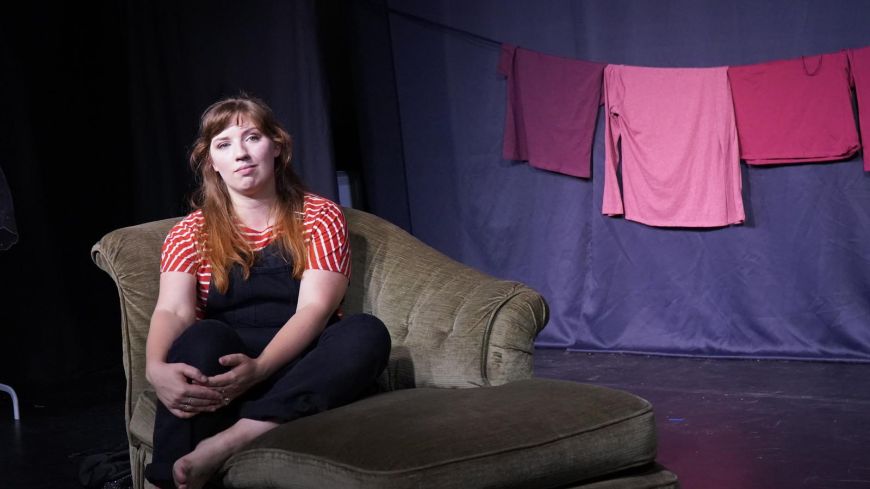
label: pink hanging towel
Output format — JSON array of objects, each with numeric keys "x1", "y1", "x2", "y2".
[
  {"x1": 727, "y1": 52, "x2": 859, "y2": 165},
  {"x1": 498, "y1": 44, "x2": 605, "y2": 178},
  {"x1": 848, "y1": 46, "x2": 870, "y2": 171},
  {"x1": 603, "y1": 65, "x2": 744, "y2": 228}
]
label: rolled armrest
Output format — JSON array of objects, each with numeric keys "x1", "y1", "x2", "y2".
[{"x1": 481, "y1": 285, "x2": 549, "y2": 386}]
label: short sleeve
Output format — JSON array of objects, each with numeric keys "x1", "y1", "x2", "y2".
[
  {"x1": 160, "y1": 215, "x2": 202, "y2": 274},
  {"x1": 306, "y1": 201, "x2": 350, "y2": 278}
]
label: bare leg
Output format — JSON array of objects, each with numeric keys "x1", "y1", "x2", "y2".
[{"x1": 173, "y1": 418, "x2": 278, "y2": 489}]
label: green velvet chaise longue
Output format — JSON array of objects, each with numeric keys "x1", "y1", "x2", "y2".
[{"x1": 92, "y1": 207, "x2": 678, "y2": 489}]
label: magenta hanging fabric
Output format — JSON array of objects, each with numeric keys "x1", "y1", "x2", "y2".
[
  {"x1": 848, "y1": 46, "x2": 870, "y2": 171},
  {"x1": 497, "y1": 44, "x2": 605, "y2": 178},
  {"x1": 728, "y1": 52, "x2": 859, "y2": 165},
  {"x1": 602, "y1": 65, "x2": 745, "y2": 228}
]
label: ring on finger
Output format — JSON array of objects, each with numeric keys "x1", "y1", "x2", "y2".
[{"x1": 223, "y1": 397, "x2": 230, "y2": 405}]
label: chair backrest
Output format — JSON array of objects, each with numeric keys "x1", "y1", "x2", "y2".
[
  {"x1": 91, "y1": 208, "x2": 548, "y2": 427},
  {"x1": 92, "y1": 216, "x2": 178, "y2": 427},
  {"x1": 340, "y1": 208, "x2": 548, "y2": 390}
]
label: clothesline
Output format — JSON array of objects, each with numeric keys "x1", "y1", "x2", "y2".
[{"x1": 387, "y1": 7, "x2": 502, "y2": 48}]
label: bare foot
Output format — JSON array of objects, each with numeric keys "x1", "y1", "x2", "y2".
[
  {"x1": 172, "y1": 418, "x2": 278, "y2": 489},
  {"x1": 172, "y1": 436, "x2": 226, "y2": 489}
]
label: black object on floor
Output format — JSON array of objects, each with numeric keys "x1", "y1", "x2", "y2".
[{"x1": 77, "y1": 442, "x2": 131, "y2": 488}]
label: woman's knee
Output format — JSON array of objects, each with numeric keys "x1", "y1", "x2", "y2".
[
  {"x1": 339, "y1": 311, "x2": 387, "y2": 332},
  {"x1": 167, "y1": 320, "x2": 244, "y2": 373},
  {"x1": 333, "y1": 313, "x2": 392, "y2": 357}
]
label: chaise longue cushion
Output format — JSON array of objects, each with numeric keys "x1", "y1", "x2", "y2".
[{"x1": 213, "y1": 378, "x2": 666, "y2": 489}]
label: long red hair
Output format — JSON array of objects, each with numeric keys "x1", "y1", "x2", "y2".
[{"x1": 189, "y1": 95, "x2": 307, "y2": 292}]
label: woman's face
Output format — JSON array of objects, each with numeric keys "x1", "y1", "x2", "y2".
[{"x1": 209, "y1": 120, "x2": 280, "y2": 199}]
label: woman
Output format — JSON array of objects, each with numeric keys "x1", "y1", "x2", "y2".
[{"x1": 143, "y1": 95, "x2": 391, "y2": 489}]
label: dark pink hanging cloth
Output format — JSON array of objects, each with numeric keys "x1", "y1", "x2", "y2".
[
  {"x1": 498, "y1": 44, "x2": 605, "y2": 178},
  {"x1": 727, "y1": 52, "x2": 859, "y2": 165},
  {"x1": 848, "y1": 46, "x2": 870, "y2": 171}
]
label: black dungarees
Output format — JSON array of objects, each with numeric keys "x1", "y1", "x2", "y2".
[{"x1": 145, "y1": 243, "x2": 390, "y2": 487}]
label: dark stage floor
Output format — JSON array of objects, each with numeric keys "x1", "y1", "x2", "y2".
[
  {"x1": 0, "y1": 366, "x2": 128, "y2": 489},
  {"x1": 535, "y1": 350, "x2": 870, "y2": 489},
  {"x1": 2, "y1": 351, "x2": 870, "y2": 488}
]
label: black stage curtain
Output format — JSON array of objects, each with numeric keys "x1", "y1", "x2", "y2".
[{"x1": 0, "y1": 0, "x2": 350, "y2": 396}]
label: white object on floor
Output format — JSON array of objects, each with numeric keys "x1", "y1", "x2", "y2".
[{"x1": 0, "y1": 383, "x2": 20, "y2": 420}]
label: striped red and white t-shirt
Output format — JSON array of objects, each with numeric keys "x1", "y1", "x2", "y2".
[{"x1": 160, "y1": 194, "x2": 350, "y2": 317}]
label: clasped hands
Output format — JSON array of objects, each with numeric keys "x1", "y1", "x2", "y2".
[{"x1": 149, "y1": 353, "x2": 264, "y2": 419}]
